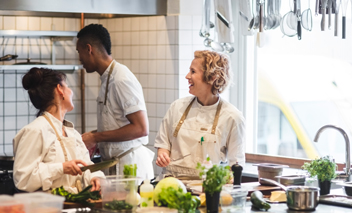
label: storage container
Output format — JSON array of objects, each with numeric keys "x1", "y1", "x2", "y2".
[
  {"x1": 253, "y1": 163, "x2": 288, "y2": 185},
  {"x1": 220, "y1": 187, "x2": 248, "y2": 212},
  {"x1": 0, "y1": 195, "x2": 25, "y2": 213},
  {"x1": 275, "y1": 175, "x2": 306, "y2": 186},
  {"x1": 14, "y1": 192, "x2": 64, "y2": 213},
  {"x1": 100, "y1": 175, "x2": 142, "y2": 212}
]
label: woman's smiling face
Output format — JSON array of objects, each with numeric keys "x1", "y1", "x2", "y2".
[{"x1": 185, "y1": 58, "x2": 212, "y2": 97}]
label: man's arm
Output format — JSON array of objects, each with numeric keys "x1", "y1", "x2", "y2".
[{"x1": 82, "y1": 110, "x2": 148, "y2": 149}]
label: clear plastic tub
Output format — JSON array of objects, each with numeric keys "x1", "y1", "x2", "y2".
[
  {"x1": 14, "y1": 192, "x2": 65, "y2": 213},
  {"x1": 220, "y1": 187, "x2": 248, "y2": 212},
  {"x1": 0, "y1": 195, "x2": 25, "y2": 213},
  {"x1": 100, "y1": 175, "x2": 142, "y2": 212}
]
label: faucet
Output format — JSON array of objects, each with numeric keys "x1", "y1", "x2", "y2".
[{"x1": 314, "y1": 124, "x2": 351, "y2": 182}]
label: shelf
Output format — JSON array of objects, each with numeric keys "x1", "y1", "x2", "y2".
[
  {"x1": 0, "y1": 65, "x2": 82, "y2": 73},
  {"x1": 0, "y1": 30, "x2": 78, "y2": 37}
]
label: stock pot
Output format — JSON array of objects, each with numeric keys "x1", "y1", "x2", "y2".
[{"x1": 261, "y1": 178, "x2": 320, "y2": 211}]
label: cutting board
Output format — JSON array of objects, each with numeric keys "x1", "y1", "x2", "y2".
[
  {"x1": 189, "y1": 182, "x2": 281, "y2": 196},
  {"x1": 63, "y1": 199, "x2": 102, "y2": 209},
  {"x1": 241, "y1": 182, "x2": 281, "y2": 195}
]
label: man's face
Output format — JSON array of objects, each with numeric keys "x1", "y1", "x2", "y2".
[{"x1": 76, "y1": 39, "x2": 95, "y2": 73}]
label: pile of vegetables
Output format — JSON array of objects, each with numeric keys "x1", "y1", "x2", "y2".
[
  {"x1": 153, "y1": 177, "x2": 200, "y2": 212},
  {"x1": 51, "y1": 185, "x2": 100, "y2": 206},
  {"x1": 157, "y1": 186, "x2": 200, "y2": 213}
]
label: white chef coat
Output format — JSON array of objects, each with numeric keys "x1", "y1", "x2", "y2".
[
  {"x1": 154, "y1": 96, "x2": 245, "y2": 176},
  {"x1": 97, "y1": 60, "x2": 154, "y2": 179},
  {"x1": 13, "y1": 112, "x2": 105, "y2": 192}
]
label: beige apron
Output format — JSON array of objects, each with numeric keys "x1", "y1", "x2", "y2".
[
  {"x1": 165, "y1": 97, "x2": 223, "y2": 178},
  {"x1": 96, "y1": 61, "x2": 150, "y2": 177},
  {"x1": 43, "y1": 114, "x2": 83, "y2": 191}
]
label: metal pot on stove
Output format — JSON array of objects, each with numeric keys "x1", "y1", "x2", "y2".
[{"x1": 261, "y1": 178, "x2": 320, "y2": 211}]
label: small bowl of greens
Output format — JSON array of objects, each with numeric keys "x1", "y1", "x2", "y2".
[{"x1": 100, "y1": 175, "x2": 142, "y2": 212}]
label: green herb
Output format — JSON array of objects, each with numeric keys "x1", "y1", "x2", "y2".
[
  {"x1": 302, "y1": 155, "x2": 337, "y2": 182},
  {"x1": 123, "y1": 164, "x2": 137, "y2": 177},
  {"x1": 51, "y1": 185, "x2": 101, "y2": 206},
  {"x1": 104, "y1": 200, "x2": 133, "y2": 210},
  {"x1": 196, "y1": 163, "x2": 232, "y2": 196},
  {"x1": 157, "y1": 186, "x2": 200, "y2": 213}
]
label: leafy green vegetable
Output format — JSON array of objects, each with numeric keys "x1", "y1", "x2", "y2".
[
  {"x1": 51, "y1": 185, "x2": 101, "y2": 206},
  {"x1": 123, "y1": 164, "x2": 137, "y2": 177},
  {"x1": 302, "y1": 155, "x2": 337, "y2": 182},
  {"x1": 197, "y1": 163, "x2": 232, "y2": 196},
  {"x1": 104, "y1": 200, "x2": 133, "y2": 210},
  {"x1": 157, "y1": 186, "x2": 200, "y2": 213}
]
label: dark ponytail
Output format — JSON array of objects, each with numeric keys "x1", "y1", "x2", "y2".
[{"x1": 22, "y1": 67, "x2": 66, "y2": 117}]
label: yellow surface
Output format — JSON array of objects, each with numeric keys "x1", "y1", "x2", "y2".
[
  {"x1": 258, "y1": 73, "x2": 319, "y2": 159},
  {"x1": 199, "y1": 193, "x2": 206, "y2": 207},
  {"x1": 270, "y1": 191, "x2": 287, "y2": 202}
]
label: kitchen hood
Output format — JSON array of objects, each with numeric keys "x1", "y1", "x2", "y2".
[{"x1": 0, "y1": 0, "x2": 167, "y2": 18}]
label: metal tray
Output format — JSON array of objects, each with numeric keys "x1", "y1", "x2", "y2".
[
  {"x1": 319, "y1": 195, "x2": 352, "y2": 208},
  {"x1": 275, "y1": 175, "x2": 306, "y2": 186}
]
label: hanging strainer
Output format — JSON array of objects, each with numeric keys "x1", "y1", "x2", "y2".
[
  {"x1": 280, "y1": 10, "x2": 297, "y2": 37},
  {"x1": 301, "y1": 7, "x2": 312, "y2": 31}
]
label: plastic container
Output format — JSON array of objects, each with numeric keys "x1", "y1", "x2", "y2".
[
  {"x1": 14, "y1": 192, "x2": 64, "y2": 213},
  {"x1": 100, "y1": 175, "x2": 142, "y2": 212},
  {"x1": 220, "y1": 188, "x2": 248, "y2": 212},
  {"x1": 0, "y1": 195, "x2": 25, "y2": 213},
  {"x1": 139, "y1": 179, "x2": 154, "y2": 208}
]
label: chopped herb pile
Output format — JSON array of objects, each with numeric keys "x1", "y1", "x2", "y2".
[{"x1": 104, "y1": 200, "x2": 133, "y2": 210}]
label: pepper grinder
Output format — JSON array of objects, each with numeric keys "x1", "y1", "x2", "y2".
[{"x1": 231, "y1": 162, "x2": 243, "y2": 186}]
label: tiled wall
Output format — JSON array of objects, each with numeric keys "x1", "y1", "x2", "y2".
[{"x1": 0, "y1": 11, "x2": 218, "y2": 176}]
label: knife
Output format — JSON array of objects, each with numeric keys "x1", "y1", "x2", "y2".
[{"x1": 80, "y1": 146, "x2": 140, "y2": 172}]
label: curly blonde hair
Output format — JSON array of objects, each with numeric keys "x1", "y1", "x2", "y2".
[{"x1": 194, "y1": 50, "x2": 231, "y2": 95}]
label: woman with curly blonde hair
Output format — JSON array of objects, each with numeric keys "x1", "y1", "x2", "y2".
[{"x1": 154, "y1": 50, "x2": 245, "y2": 178}]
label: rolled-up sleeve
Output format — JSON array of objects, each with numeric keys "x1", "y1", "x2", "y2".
[{"x1": 13, "y1": 128, "x2": 63, "y2": 192}]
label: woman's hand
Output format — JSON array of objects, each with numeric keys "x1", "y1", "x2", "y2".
[
  {"x1": 90, "y1": 177, "x2": 101, "y2": 191},
  {"x1": 63, "y1": 159, "x2": 87, "y2": 176},
  {"x1": 156, "y1": 148, "x2": 171, "y2": 167}
]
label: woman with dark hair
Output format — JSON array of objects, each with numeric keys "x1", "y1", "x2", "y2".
[{"x1": 13, "y1": 68, "x2": 104, "y2": 192}]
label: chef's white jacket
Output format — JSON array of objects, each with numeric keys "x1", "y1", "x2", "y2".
[
  {"x1": 154, "y1": 96, "x2": 246, "y2": 175},
  {"x1": 13, "y1": 112, "x2": 105, "y2": 192},
  {"x1": 97, "y1": 60, "x2": 154, "y2": 179}
]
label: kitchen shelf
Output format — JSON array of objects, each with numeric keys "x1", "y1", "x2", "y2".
[
  {"x1": 0, "y1": 30, "x2": 77, "y2": 38},
  {"x1": 0, "y1": 64, "x2": 82, "y2": 73},
  {"x1": 0, "y1": 30, "x2": 81, "y2": 73}
]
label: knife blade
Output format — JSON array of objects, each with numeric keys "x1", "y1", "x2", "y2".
[
  {"x1": 80, "y1": 146, "x2": 140, "y2": 172},
  {"x1": 80, "y1": 158, "x2": 118, "y2": 173}
]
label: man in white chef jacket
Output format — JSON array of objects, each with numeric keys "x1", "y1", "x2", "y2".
[{"x1": 76, "y1": 24, "x2": 154, "y2": 179}]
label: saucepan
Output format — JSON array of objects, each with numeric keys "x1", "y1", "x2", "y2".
[{"x1": 260, "y1": 178, "x2": 320, "y2": 211}]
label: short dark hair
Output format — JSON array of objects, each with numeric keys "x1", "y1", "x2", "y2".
[
  {"x1": 77, "y1": 24, "x2": 112, "y2": 55},
  {"x1": 22, "y1": 68, "x2": 66, "y2": 117}
]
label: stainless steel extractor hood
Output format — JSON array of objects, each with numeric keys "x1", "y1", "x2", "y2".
[{"x1": 0, "y1": 0, "x2": 167, "y2": 18}]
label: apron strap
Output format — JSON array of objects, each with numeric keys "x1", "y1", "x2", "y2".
[
  {"x1": 211, "y1": 99, "x2": 223, "y2": 134},
  {"x1": 104, "y1": 60, "x2": 117, "y2": 105},
  {"x1": 173, "y1": 97, "x2": 196, "y2": 137},
  {"x1": 43, "y1": 114, "x2": 69, "y2": 162},
  {"x1": 173, "y1": 97, "x2": 223, "y2": 137}
]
